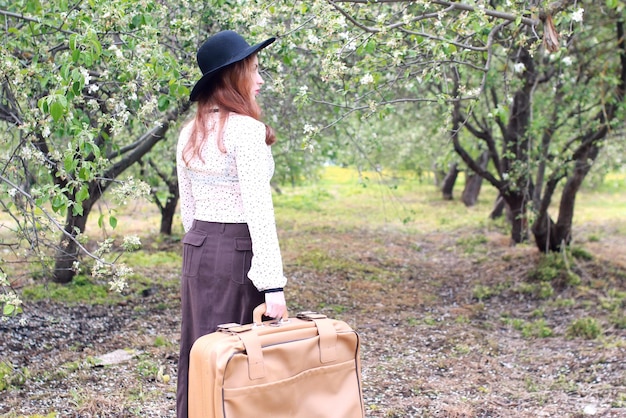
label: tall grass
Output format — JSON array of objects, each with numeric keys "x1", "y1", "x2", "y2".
[
  {"x1": 274, "y1": 166, "x2": 503, "y2": 235},
  {"x1": 273, "y1": 166, "x2": 625, "y2": 235}
]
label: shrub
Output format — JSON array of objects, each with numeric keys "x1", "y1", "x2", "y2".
[
  {"x1": 521, "y1": 319, "x2": 553, "y2": 339},
  {"x1": 567, "y1": 317, "x2": 602, "y2": 339},
  {"x1": 0, "y1": 361, "x2": 28, "y2": 391}
]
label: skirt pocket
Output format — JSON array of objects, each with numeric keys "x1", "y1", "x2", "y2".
[
  {"x1": 182, "y1": 230, "x2": 207, "y2": 277},
  {"x1": 231, "y1": 237, "x2": 253, "y2": 285}
]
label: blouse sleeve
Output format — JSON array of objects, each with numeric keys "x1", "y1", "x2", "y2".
[
  {"x1": 233, "y1": 118, "x2": 287, "y2": 291},
  {"x1": 176, "y1": 124, "x2": 195, "y2": 233}
]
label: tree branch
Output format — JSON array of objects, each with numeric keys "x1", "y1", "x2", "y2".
[
  {"x1": 105, "y1": 101, "x2": 191, "y2": 180},
  {"x1": 0, "y1": 173, "x2": 105, "y2": 265},
  {"x1": 329, "y1": 0, "x2": 557, "y2": 27},
  {"x1": 0, "y1": 8, "x2": 77, "y2": 35}
]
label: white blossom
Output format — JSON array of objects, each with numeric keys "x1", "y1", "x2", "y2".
[
  {"x1": 572, "y1": 8, "x2": 584, "y2": 23},
  {"x1": 108, "y1": 276, "x2": 127, "y2": 293},
  {"x1": 108, "y1": 45, "x2": 124, "y2": 59},
  {"x1": 360, "y1": 73, "x2": 374, "y2": 85},
  {"x1": 122, "y1": 235, "x2": 142, "y2": 252},
  {"x1": 0, "y1": 272, "x2": 8, "y2": 286},
  {"x1": 514, "y1": 63, "x2": 526, "y2": 73},
  {"x1": 1, "y1": 292, "x2": 23, "y2": 309},
  {"x1": 303, "y1": 123, "x2": 316, "y2": 135},
  {"x1": 21, "y1": 145, "x2": 32, "y2": 160},
  {"x1": 80, "y1": 68, "x2": 91, "y2": 85},
  {"x1": 307, "y1": 33, "x2": 321, "y2": 46},
  {"x1": 138, "y1": 96, "x2": 157, "y2": 118},
  {"x1": 95, "y1": 238, "x2": 115, "y2": 257},
  {"x1": 467, "y1": 87, "x2": 481, "y2": 97},
  {"x1": 109, "y1": 264, "x2": 133, "y2": 293},
  {"x1": 110, "y1": 176, "x2": 151, "y2": 204},
  {"x1": 562, "y1": 56, "x2": 573, "y2": 66}
]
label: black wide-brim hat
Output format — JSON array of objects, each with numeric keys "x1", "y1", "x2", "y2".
[{"x1": 189, "y1": 30, "x2": 276, "y2": 102}]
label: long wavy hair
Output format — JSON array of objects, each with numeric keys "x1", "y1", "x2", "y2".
[{"x1": 182, "y1": 54, "x2": 276, "y2": 165}]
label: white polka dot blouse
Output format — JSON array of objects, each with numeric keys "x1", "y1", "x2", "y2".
[{"x1": 176, "y1": 112, "x2": 287, "y2": 292}]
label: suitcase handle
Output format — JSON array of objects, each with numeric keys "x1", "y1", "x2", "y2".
[
  {"x1": 252, "y1": 303, "x2": 290, "y2": 326},
  {"x1": 242, "y1": 305, "x2": 339, "y2": 380}
]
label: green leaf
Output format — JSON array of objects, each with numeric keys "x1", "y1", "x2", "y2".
[
  {"x1": 109, "y1": 216, "x2": 118, "y2": 229},
  {"x1": 3, "y1": 304, "x2": 15, "y2": 316},
  {"x1": 72, "y1": 81, "x2": 82, "y2": 96},
  {"x1": 78, "y1": 166, "x2": 90, "y2": 181},
  {"x1": 131, "y1": 14, "x2": 145, "y2": 29},
  {"x1": 64, "y1": 155, "x2": 77, "y2": 173},
  {"x1": 444, "y1": 43, "x2": 457, "y2": 54},
  {"x1": 61, "y1": 64, "x2": 70, "y2": 80},
  {"x1": 72, "y1": 203, "x2": 84, "y2": 216},
  {"x1": 50, "y1": 100, "x2": 66, "y2": 122},
  {"x1": 82, "y1": 141, "x2": 93, "y2": 156},
  {"x1": 157, "y1": 95, "x2": 170, "y2": 111},
  {"x1": 51, "y1": 195, "x2": 66, "y2": 213},
  {"x1": 39, "y1": 98, "x2": 49, "y2": 114},
  {"x1": 75, "y1": 185, "x2": 89, "y2": 203}
]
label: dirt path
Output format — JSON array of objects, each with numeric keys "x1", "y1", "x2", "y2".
[{"x1": 1, "y1": 227, "x2": 625, "y2": 417}]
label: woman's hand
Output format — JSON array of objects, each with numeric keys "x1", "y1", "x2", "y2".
[{"x1": 264, "y1": 291, "x2": 287, "y2": 319}]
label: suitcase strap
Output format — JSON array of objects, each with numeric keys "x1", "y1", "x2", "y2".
[
  {"x1": 311, "y1": 318, "x2": 338, "y2": 364},
  {"x1": 237, "y1": 316, "x2": 339, "y2": 380},
  {"x1": 297, "y1": 312, "x2": 338, "y2": 364},
  {"x1": 238, "y1": 331, "x2": 265, "y2": 380}
]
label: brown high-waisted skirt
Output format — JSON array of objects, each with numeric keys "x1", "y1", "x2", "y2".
[{"x1": 176, "y1": 220, "x2": 264, "y2": 418}]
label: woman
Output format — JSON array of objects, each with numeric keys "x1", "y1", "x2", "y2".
[{"x1": 175, "y1": 30, "x2": 287, "y2": 418}]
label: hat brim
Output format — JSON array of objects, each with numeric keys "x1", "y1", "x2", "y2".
[{"x1": 189, "y1": 37, "x2": 276, "y2": 102}]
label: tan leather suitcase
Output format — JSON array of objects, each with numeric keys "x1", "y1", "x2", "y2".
[{"x1": 188, "y1": 304, "x2": 364, "y2": 417}]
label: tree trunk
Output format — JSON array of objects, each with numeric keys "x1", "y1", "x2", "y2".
[
  {"x1": 489, "y1": 193, "x2": 506, "y2": 219},
  {"x1": 462, "y1": 150, "x2": 489, "y2": 207},
  {"x1": 532, "y1": 142, "x2": 601, "y2": 252},
  {"x1": 441, "y1": 163, "x2": 459, "y2": 200},
  {"x1": 145, "y1": 159, "x2": 180, "y2": 236},
  {"x1": 503, "y1": 193, "x2": 528, "y2": 243},
  {"x1": 532, "y1": 19, "x2": 624, "y2": 253},
  {"x1": 432, "y1": 163, "x2": 446, "y2": 187},
  {"x1": 159, "y1": 188, "x2": 179, "y2": 235},
  {"x1": 52, "y1": 198, "x2": 96, "y2": 283}
]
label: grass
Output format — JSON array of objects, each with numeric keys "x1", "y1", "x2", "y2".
[
  {"x1": 567, "y1": 317, "x2": 603, "y2": 339},
  {"x1": 274, "y1": 166, "x2": 504, "y2": 234},
  {"x1": 20, "y1": 275, "x2": 122, "y2": 306},
  {"x1": 7, "y1": 165, "x2": 625, "y2": 315}
]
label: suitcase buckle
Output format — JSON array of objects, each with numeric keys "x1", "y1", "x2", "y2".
[
  {"x1": 218, "y1": 323, "x2": 254, "y2": 333},
  {"x1": 296, "y1": 311, "x2": 327, "y2": 321},
  {"x1": 252, "y1": 317, "x2": 290, "y2": 328},
  {"x1": 218, "y1": 322, "x2": 242, "y2": 330}
]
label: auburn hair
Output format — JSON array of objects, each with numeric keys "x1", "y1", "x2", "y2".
[{"x1": 183, "y1": 54, "x2": 276, "y2": 165}]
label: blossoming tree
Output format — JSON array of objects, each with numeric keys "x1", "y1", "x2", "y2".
[{"x1": 1, "y1": 0, "x2": 623, "y2": 318}]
